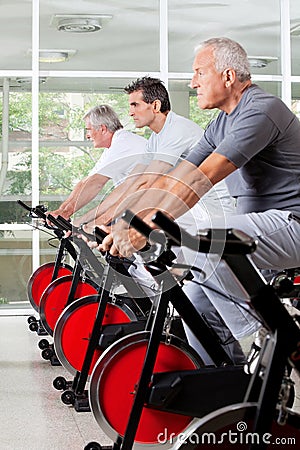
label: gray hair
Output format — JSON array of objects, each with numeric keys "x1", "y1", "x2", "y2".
[
  {"x1": 83, "y1": 105, "x2": 123, "y2": 132},
  {"x1": 196, "y1": 37, "x2": 251, "y2": 83}
]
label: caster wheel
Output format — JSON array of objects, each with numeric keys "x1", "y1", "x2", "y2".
[
  {"x1": 29, "y1": 321, "x2": 38, "y2": 332},
  {"x1": 38, "y1": 339, "x2": 49, "y2": 350},
  {"x1": 61, "y1": 390, "x2": 75, "y2": 406},
  {"x1": 84, "y1": 443, "x2": 102, "y2": 450},
  {"x1": 53, "y1": 376, "x2": 68, "y2": 391},
  {"x1": 27, "y1": 316, "x2": 37, "y2": 324},
  {"x1": 41, "y1": 347, "x2": 53, "y2": 360}
]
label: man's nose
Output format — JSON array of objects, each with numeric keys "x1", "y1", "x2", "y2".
[{"x1": 190, "y1": 74, "x2": 198, "y2": 89}]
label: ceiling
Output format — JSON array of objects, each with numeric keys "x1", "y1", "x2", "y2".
[{"x1": 0, "y1": 0, "x2": 300, "y2": 96}]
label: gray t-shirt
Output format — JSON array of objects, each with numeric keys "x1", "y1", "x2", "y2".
[{"x1": 187, "y1": 84, "x2": 300, "y2": 214}]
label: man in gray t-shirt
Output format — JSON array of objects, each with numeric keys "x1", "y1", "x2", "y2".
[
  {"x1": 188, "y1": 83, "x2": 300, "y2": 215},
  {"x1": 100, "y1": 38, "x2": 300, "y2": 363}
]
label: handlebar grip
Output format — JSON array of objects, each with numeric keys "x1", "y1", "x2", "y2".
[
  {"x1": 46, "y1": 214, "x2": 69, "y2": 231},
  {"x1": 17, "y1": 200, "x2": 47, "y2": 220},
  {"x1": 55, "y1": 215, "x2": 72, "y2": 231},
  {"x1": 94, "y1": 226, "x2": 107, "y2": 244},
  {"x1": 121, "y1": 210, "x2": 166, "y2": 246},
  {"x1": 151, "y1": 211, "x2": 182, "y2": 244},
  {"x1": 152, "y1": 211, "x2": 257, "y2": 256},
  {"x1": 17, "y1": 199, "x2": 32, "y2": 212}
]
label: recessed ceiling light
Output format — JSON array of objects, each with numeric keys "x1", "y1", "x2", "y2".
[
  {"x1": 51, "y1": 14, "x2": 113, "y2": 33},
  {"x1": 39, "y1": 51, "x2": 68, "y2": 63},
  {"x1": 248, "y1": 56, "x2": 278, "y2": 68},
  {"x1": 27, "y1": 49, "x2": 77, "y2": 63}
]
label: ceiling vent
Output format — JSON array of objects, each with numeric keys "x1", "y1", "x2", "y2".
[
  {"x1": 51, "y1": 14, "x2": 113, "y2": 33},
  {"x1": 248, "y1": 56, "x2": 278, "y2": 68},
  {"x1": 291, "y1": 24, "x2": 300, "y2": 37}
]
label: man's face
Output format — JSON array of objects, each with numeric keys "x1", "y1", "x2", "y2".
[
  {"x1": 85, "y1": 118, "x2": 104, "y2": 148},
  {"x1": 128, "y1": 90, "x2": 156, "y2": 128},
  {"x1": 191, "y1": 46, "x2": 228, "y2": 111}
]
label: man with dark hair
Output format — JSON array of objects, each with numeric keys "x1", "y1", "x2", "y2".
[
  {"x1": 124, "y1": 76, "x2": 171, "y2": 112},
  {"x1": 82, "y1": 76, "x2": 233, "y2": 229}
]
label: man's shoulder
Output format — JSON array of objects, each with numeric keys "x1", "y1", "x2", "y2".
[
  {"x1": 244, "y1": 84, "x2": 283, "y2": 109},
  {"x1": 167, "y1": 111, "x2": 203, "y2": 132},
  {"x1": 168, "y1": 110, "x2": 197, "y2": 124},
  {"x1": 241, "y1": 84, "x2": 294, "y2": 124},
  {"x1": 115, "y1": 128, "x2": 146, "y2": 141}
]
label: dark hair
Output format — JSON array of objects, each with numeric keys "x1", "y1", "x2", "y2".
[{"x1": 124, "y1": 76, "x2": 171, "y2": 113}]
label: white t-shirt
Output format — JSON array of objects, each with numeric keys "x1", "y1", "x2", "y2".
[
  {"x1": 141, "y1": 111, "x2": 235, "y2": 222},
  {"x1": 143, "y1": 111, "x2": 204, "y2": 166},
  {"x1": 89, "y1": 129, "x2": 147, "y2": 186}
]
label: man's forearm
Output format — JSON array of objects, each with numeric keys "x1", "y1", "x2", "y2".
[
  {"x1": 53, "y1": 173, "x2": 109, "y2": 221},
  {"x1": 130, "y1": 155, "x2": 236, "y2": 227},
  {"x1": 88, "y1": 173, "x2": 144, "y2": 227},
  {"x1": 113, "y1": 161, "x2": 208, "y2": 225},
  {"x1": 91, "y1": 161, "x2": 173, "y2": 226}
]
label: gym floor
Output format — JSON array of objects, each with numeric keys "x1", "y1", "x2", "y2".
[
  {"x1": 1, "y1": 313, "x2": 300, "y2": 450},
  {"x1": 0, "y1": 314, "x2": 113, "y2": 450}
]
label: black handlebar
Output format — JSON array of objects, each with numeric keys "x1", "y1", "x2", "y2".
[
  {"x1": 120, "y1": 209, "x2": 257, "y2": 256},
  {"x1": 17, "y1": 200, "x2": 98, "y2": 242},
  {"x1": 151, "y1": 211, "x2": 257, "y2": 256},
  {"x1": 94, "y1": 226, "x2": 108, "y2": 244},
  {"x1": 17, "y1": 199, "x2": 33, "y2": 213},
  {"x1": 17, "y1": 200, "x2": 47, "y2": 220},
  {"x1": 121, "y1": 210, "x2": 167, "y2": 247}
]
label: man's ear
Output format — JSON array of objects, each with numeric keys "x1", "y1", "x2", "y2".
[
  {"x1": 153, "y1": 99, "x2": 162, "y2": 112},
  {"x1": 223, "y1": 68, "x2": 235, "y2": 87}
]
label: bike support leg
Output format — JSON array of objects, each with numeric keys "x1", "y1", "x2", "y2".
[
  {"x1": 66, "y1": 257, "x2": 83, "y2": 306},
  {"x1": 119, "y1": 284, "x2": 171, "y2": 450},
  {"x1": 51, "y1": 238, "x2": 68, "y2": 281},
  {"x1": 74, "y1": 264, "x2": 113, "y2": 397}
]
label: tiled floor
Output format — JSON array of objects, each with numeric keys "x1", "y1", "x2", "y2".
[{"x1": 0, "y1": 312, "x2": 299, "y2": 450}]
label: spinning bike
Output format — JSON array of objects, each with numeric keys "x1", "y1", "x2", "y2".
[
  {"x1": 46, "y1": 221, "x2": 154, "y2": 411},
  {"x1": 18, "y1": 200, "x2": 76, "y2": 336},
  {"x1": 155, "y1": 218, "x2": 300, "y2": 450},
  {"x1": 85, "y1": 211, "x2": 255, "y2": 450},
  {"x1": 86, "y1": 213, "x2": 300, "y2": 450},
  {"x1": 18, "y1": 201, "x2": 102, "y2": 364}
]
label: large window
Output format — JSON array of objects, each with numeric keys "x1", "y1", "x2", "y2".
[{"x1": 0, "y1": 0, "x2": 300, "y2": 310}]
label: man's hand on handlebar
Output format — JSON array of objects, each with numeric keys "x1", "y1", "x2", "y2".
[{"x1": 97, "y1": 220, "x2": 147, "y2": 257}]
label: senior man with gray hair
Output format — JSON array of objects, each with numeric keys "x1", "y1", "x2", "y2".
[{"x1": 48, "y1": 104, "x2": 147, "y2": 221}]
